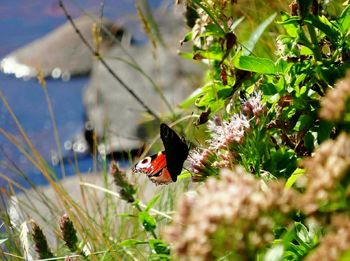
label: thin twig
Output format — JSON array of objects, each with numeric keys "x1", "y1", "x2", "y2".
[
  {"x1": 38, "y1": 72, "x2": 66, "y2": 178},
  {"x1": 58, "y1": 0, "x2": 160, "y2": 121}
]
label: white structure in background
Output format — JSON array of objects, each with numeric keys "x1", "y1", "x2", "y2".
[{"x1": 0, "y1": 56, "x2": 36, "y2": 78}]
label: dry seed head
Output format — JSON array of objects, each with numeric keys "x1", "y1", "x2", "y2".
[
  {"x1": 59, "y1": 214, "x2": 78, "y2": 252},
  {"x1": 110, "y1": 161, "x2": 136, "y2": 203},
  {"x1": 30, "y1": 219, "x2": 54, "y2": 259}
]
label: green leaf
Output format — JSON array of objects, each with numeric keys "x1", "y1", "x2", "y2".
[
  {"x1": 191, "y1": 84, "x2": 231, "y2": 110},
  {"x1": 304, "y1": 15, "x2": 341, "y2": 44},
  {"x1": 340, "y1": 249, "x2": 350, "y2": 261},
  {"x1": 277, "y1": 14, "x2": 300, "y2": 25},
  {"x1": 180, "y1": 84, "x2": 211, "y2": 108},
  {"x1": 217, "y1": 85, "x2": 233, "y2": 98},
  {"x1": 304, "y1": 131, "x2": 316, "y2": 151},
  {"x1": 181, "y1": 31, "x2": 193, "y2": 43},
  {"x1": 119, "y1": 239, "x2": 145, "y2": 247},
  {"x1": 0, "y1": 238, "x2": 7, "y2": 245},
  {"x1": 230, "y1": 16, "x2": 245, "y2": 31},
  {"x1": 295, "y1": 85, "x2": 308, "y2": 98},
  {"x1": 275, "y1": 76, "x2": 285, "y2": 93},
  {"x1": 264, "y1": 244, "x2": 284, "y2": 261},
  {"x1": 338, "y1": 4, "x2": 350, "y2": 34},
  {"x1": 295, "y1": 223, "x2": 312, "y2": 244},
  {"x1": 149, "y1": 239, "x2": 170, "y2": 255},
  {"x1": 149, "y1": 254, "x2": 171, "y2": 261},
  {"x1": 275, "y1": 59, "x2": 292, "y2": 74},
  {"x1": 280, "y1": 222, "x2": 320, "y2": 260},
  {"x1": 318, "y1": 120, "x2": 333, "y2": 142},
  {"x1": 177, "y1": 170, "x2": 192, "y2": 180},
  {"x1": 266, "y1": 93, "x2": 281, "y2": 104},
  {"x1": 233, "y1": 54, "x2": 277, "y2": 74},
  {"x1": 285, "y1": 107, "x2": 297, "y2": 119},
  {"x1": 205, "y1": 23, "x2": 225, "y2": 37},
  {"x1": 300, "y1": 46, "x2": 313, "y2": 55},
  {"x1": 195, "y1": 93, "x2": 226, "y2": 111},
  {"x1": 279, "y1": 12, "x2": 299, "y2": 37},
  {"x1": 264, "y1": 149, "x2": 297, "y2": 178},
  {"x1": 293, "y1": 114, "x2": 313, "y2": 131},
  {"x1": 294, "y1": 74, "x2": 307, "y2": 89},
  {"x1": 243, "y1": 13, "x2": 277, "y2": 55},
  {"x1": 285, "y1": 168, "x2": 305, "y2": 188},
  {"x1": 208, "y1": 99, "x2": 226, "y2": 112},
  {"x1": 195, "y1": 93, "x2": 213, "y2": 107},
  {"x1": 261, "y1": 82, "x2": 278, "y2": 95},
  {"x1": 193, "y1": 50, "x2": 223, "y2": 61},
  {"x1": 145, "y1": 195, "x2": 160, "y2": 212},
  {"x1": 139, "y1": 212, "x2": 156, "y2": 232},
  {"x1": 178, "y1": 51, "x2": 194, "y2": 60}
]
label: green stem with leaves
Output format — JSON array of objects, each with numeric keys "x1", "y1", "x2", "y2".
[{"x1": 307, "y1": 24, "x2": 322, "y2": 61}]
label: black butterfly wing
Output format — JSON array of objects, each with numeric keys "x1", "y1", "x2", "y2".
[{"x1": 160, "y1": 123, "x2": 189, "y2": 182}]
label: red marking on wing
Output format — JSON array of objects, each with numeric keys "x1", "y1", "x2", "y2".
[
  {"x1": 133, "y1": 152, "x2": 166, "y2": 174},
  {"x1": 133, "y1": 152, "x2": 173, "y2": 185},
  {"x1": 147, "y1": 152, "x2": 167, "y2": 174},
  {"x1": 149, "y1": 168, "x2": 173, "y2": 185}
]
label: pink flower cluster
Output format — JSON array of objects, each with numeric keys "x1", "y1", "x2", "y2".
[
  {"x1": 188, "y1": 91, "x2": 266, "y2": 180},
  {"x1": 187, "y1": 149, "x2": 218, "y2": 181},
  {"x1": 164, "y1": 167, "x2": 297, "y2": 260},
  {"x1": 242, "y1": 91, "x2": 265, "y2": 119},
  {"x1": 207, "y1": 113, "x2": 250, "y2": 150}
]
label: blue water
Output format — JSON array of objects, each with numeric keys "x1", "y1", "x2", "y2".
[{"x1": 0, "y1": 0, "x2": 162, "y2": 189}]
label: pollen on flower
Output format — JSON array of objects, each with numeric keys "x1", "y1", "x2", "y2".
[
  {"x1": 207, "y1": 113, "x2": 250, "y2": 150},
  {"x1": 212, "y1": 150, "x2": 236, "y2": 168},
  {"x1": 188, "y1": 148, "x2": 218, "y2": 181},
  {"x1": 242, "y1": 91, "x2": 266, "y2": 119}
]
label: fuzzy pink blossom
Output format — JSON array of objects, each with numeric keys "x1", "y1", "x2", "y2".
[
  {"x1": 164, "y1": 167, "x2": 298, "y2": 260},
  {"x1": 188, "y1": 149, "x2": 218, "y2": 181},
  {"x1": 319, "y1": 72, "x2": 350, "y2": 121},
  {"x1": 207, "y1": 113, "x2": 250, "y2": 150},
  {"x1": 300, "y1": 133, "x2": 350, "y2": 214},
  {"x1": 242, "y1": 91, "x2": 265, "y2": 118},
  {"x1": 305, "y1": 214, "x2": 350, "y2": 261}
]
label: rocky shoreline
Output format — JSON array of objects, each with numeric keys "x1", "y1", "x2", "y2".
[{"x1": 1, "y1": 6, "x2": 203, "y2": 157}]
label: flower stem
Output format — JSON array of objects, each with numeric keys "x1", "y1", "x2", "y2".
[{"x1": 307, "y1": 24, "x2": 322, "y2": 61}]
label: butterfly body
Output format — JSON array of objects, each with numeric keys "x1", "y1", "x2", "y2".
[{"x1": 133, "y1": 124, "x2": 189, "y2": 185}]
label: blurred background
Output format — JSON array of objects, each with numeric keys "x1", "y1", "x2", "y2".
[
  {"x1": 0, "y1": 0, "x2": 165, "y2": 188},
  {"x1": 0, "y1": 0, "x2": 292, "y2": 190}
]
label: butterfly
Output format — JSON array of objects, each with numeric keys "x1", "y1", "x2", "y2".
[{"x1": 132, "y1": 123, "x2": 189, "y2": 185}]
